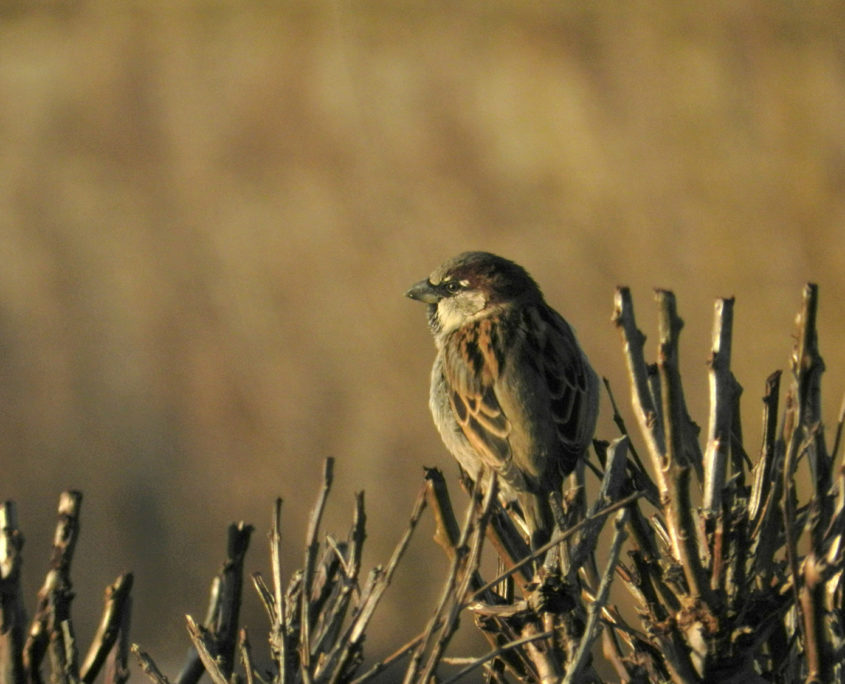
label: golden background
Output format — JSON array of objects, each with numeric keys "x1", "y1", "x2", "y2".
[{"x1": 2, "y1": 0, "x2": 844, "y2": 674}]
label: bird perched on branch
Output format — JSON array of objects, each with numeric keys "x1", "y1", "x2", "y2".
[{"x1": 406, "y1": 251, "x2": 599, "y2": 549}]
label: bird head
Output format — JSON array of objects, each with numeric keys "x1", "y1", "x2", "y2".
[{"x1": 405, "y1": 251, "x2": 542, "y2": 338}]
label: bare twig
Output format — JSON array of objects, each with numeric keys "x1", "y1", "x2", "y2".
[
  {"x1": 131, "y1": 646, "x2": 171, "y2": 684},
  {"x1": 350, "y1": 631, "x2": 428, "y2": 684},
  {"x1": 321, "y1": 481, "x2": 428, "y2": 684},
  {"x1": 800, "y1": 553, "x2": 830, "y2": 684},
  {"x1": 831, "y1": 392, "x2": 845, "y2": 466},
  {"x1": 261, "y1": 496, "x2": 293, "y2": 684},
  {"x1": 311, "y1": 493, "x2": 367, "y2": 662},
  {"x1": 569, "y1": 436, "x2": 629, "y2": 571},
  {"x1": 602, "y1": 378, "x2": 660, "y2": 506},
  {"x1": 749, "y1": 371, "x2": 782, "y2": 528},
  {"x1": 470, "y1": 491, "x2": 642, "y2": 602},
  {"x1": 184, "y1": 617, "x2": 228, "y2": 684},
  {"x1": 24, "y1": 491, "x2": 83, "y2": 684},
  {"x1": 404, "y1": 475, "x2": 486, "y2": 684},
  {"x1": 177, "y1": 523, "x2": 253, "y2": 684},
  {"x1": 793, "y1": 284, "x2": 829, "y2": 502},
  {"x1": 58, "y1": 620, "x2": 81, "y2": 684},
  {"x1": 80, "y1": 572, "x2": 134, "y2": 683},
  {"x1": 103, "y1": 586, "x2": 132, "y2": 684},
  {"x1": 300, "y1": 458, "x2": 334, "y2": 679},
  {"x1": 438, "y1": 629, "x2": 556, "y2": 684},
  {"x1": 416, "y1": 477, "x2": 499, "y2": 683},
  {"x1": 564, "y1": 509, "x2": 629, "y2": 684},
  {"x1": 238, "y1": 628, "x2": 255, "y2": 684}
]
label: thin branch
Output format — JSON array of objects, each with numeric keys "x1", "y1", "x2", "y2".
[
  {"x1": 470, "y1": 491, "x2": 642, "y2": 601},
  {"x1": 177, "y1": 523, "x2": 253, "y2": 684},
  {"x1": 215, "y1": 522, "x2": 253, "y2": 677},
  {"x1": 184, "y1": 617, "x2": 228, "y2": 684},
  {"x1": 265, "y1": 497, "x2": 291, "y2": 684},
  {"x1": 417, "y1": 477, "x2": 499, "y2": 683},
  {"x1": 404, "y1": 476, "x2": 487, "y2": 684},
  {"x1": 80, "y1": 572, "x2": 134, "y2": 683},
  {"x1": 24, "y1": 491, "x2": 83, "y2": 684},
  {"x1": 564, "y1": 509, "x2": 629, "y2": 684},
  {"x1": 792, "y1": 284, "x2": 829, "y2": 502},
  {"x1": 438, "y1": 629, "x2": 556, "y2": 684},
  {"x1": 58, "y1": 620, "x2": 81, "y2": 684},
  {"x1": 749, "y1": 371, "x2": 782, "y2": 528},
  {"x1": 130, "y1": 646, "x2": 171, "y2": 684},
  {"x1": 300, "y1": 458, "x2": 334, "y2": 679},
  {"x1": 602, "y1": 378, "x2": 660, "y2": 506},
  {"x1": 238, "y1": 628, "x2": 255, "y2": 684},
  {"x1": 569, "y1": 436, "x2": 629, "y2": 570},
  {"x1": 322, "y1": 481, "x2": 428, "y2": 684},
  {"x1": 103, "y1": 587, "x2": 131, "y2": 684},
  {"x1": 799, "y1": 553, "x2": 830, "y2": 683},
  {"x1": 350, "y1": 632, "x2": 427, "y2": 684}
]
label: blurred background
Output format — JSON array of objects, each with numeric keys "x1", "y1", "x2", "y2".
[{"x1": 1, "y1": 0, "x2": 844, "y2": 676}]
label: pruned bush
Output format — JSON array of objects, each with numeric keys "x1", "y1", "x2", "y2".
[{"x1": 2, "y1": 284, "x2": 842, "y2": 683}]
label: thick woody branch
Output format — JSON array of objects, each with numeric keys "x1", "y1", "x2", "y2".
[
  {"x1": 750, "y1": 372, "x2": 785, "y2": 593},
  {"x1": 792, "y1": 284, "x2": 831, "y2": 539},
  {"x1": 612, "y1": 287, "x2": 668, "y2": 491},
  {"x1": 749, "y1": 371, "x2": 781, "y2": 528},
  {"x1": 654, "y1": 291, "x2": 708, "y2": 602},
  {"x1": 800, "y1": 553, "x2": 830, "y2": 684},
  {"x1": 702, "y1": 297, "x2": 735, "y2": 516},
  {"x1": 177, "y1": 523, "x2": 253, "y2": 684},
  {"x1": 24, "y1": 491, "x2": 83, "y2": 684},
  {"x1": 0, "y1": 502, "x2": 26, "y2": 684}
]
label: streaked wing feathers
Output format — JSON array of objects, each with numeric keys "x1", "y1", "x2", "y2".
[
  {"x1": 537, "y1": 306, "x2": 597, "y2": 472},
  {"x1": 443, "y1": 305, "x2": 596, "y2": 485},
  {"x1": 444, "y1": 319, "x2": 513, "y2": 472}
]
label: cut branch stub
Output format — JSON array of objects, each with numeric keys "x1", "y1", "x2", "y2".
[
  {"x1": 703, "y1": 297, "x2": 736, "y2": 517},
  {"x1": 0, "y1": 501, "x2": 26, "y2": 684}
]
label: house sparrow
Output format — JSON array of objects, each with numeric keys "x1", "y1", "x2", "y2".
[{"x1": 406, "y1": 251, "x2": 599, "y2": 549}]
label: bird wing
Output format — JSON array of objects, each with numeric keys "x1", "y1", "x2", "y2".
[
  {"x1": 442, "y1": 306, "x2": 597, "y2": 489},
  {"x1": 441, "y1": 316, "x2": 522, "y2": 484},
  {"x1": 527, "y1": 305, "x2": 598, "y2": 475}
]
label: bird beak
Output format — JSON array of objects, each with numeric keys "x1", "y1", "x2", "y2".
[{"x1": 405, "y1": 279, "x2": 441, "y2": 304}]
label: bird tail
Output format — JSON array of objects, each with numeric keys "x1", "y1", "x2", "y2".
[{"x1": 518, "y1": 491, "x2": 554, "y2": 551}]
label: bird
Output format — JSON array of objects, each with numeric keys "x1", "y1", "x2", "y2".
[{"x1": 406, "y1": 251, "x2": 599, "y2": 549}]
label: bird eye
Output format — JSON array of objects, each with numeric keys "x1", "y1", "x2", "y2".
[{"x1": 444, "y1": 281, "x2": 462, "y2": 294}]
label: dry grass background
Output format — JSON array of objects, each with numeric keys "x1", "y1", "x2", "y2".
[{"x1": 1, "y1": 0, "x2": 844, "y2": 675}]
